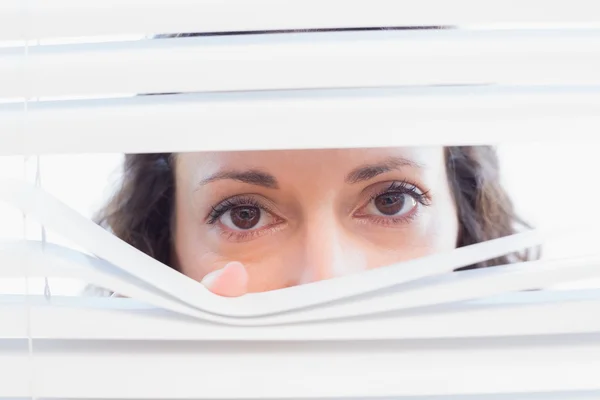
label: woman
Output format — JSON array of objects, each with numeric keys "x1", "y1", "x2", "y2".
[{"x1": 96, "y1": 146, "x2": 534, "y2": 297}]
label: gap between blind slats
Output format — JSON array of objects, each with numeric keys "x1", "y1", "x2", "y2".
[
  {"x1": 1, "y1": 29, "x2": 600, "y2": 99},
  {"x1": 1, "y1": 0, "x2": 600, "y2": 41},
  {"x1": 0, "y1": 293, "x2": 599, "y2": 340},
  {"x1": 1, "y1": 86, "x2": 599, "y2": 155},
  {"x1": 2, "y1": 336, "x2": 600, "y2": 398}
]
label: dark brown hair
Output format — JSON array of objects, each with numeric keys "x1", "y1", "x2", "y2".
[{"x1": 96, "y1": 147, "x2": 537, "y2": 272}]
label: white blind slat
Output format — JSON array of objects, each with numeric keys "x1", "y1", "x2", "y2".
[
  {"x1": 1, "y1": 29, "x2": 600, "y2": 99},
  {"x1": 1, "y1": 86, "x2": 599, "y2": 155},
  {"x1": 0, "y1": 293, "x2": 597, "y2": 340},
  {"x1": 2, "y1": 335, "x2": 600, "y2": 398},
  {"x1": 1, "y1": 0, "x2": 600, "y2": 41},
  {"x1": 3, "y1": 239, "x2": 600, "y2": 325}
]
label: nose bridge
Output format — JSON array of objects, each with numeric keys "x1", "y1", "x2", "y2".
[{"x1": 297, "y1": 208, "x2": 365, "y2": 284}]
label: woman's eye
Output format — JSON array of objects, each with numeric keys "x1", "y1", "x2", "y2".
[
  {"x1": 220, "y1": 205, "x2": 270, "y2": 231},
  {"x1": 369, "y1": 192, "x2": 418, "y2": 217}
]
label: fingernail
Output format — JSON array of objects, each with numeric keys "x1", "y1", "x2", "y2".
[{"x1": 201, "y1": 267, "x2": 223, "y2": 287}]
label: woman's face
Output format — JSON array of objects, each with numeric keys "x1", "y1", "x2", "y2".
[{"x1": 173, "y1": 147, "x2": 459, "y2": 292}]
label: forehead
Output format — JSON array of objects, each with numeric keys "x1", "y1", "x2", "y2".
[{"x1": 176, "y1": 147, "x2": 446, "y2": 174}]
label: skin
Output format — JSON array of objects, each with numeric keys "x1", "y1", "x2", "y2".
[{"x1": 172, "y1": 147, "x2": 460, "y2": 297}]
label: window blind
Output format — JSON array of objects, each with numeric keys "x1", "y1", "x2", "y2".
[
  {"x1": 1, "y1": 0, "x2": 600, "y2": 41},
  {"x1": 2, "y1": 86, "x2": 600, "y2": 155},
  {"x1": 2, "y1": 29, "x2": 600, "y2": 99},
  {"x1": 1, "y1": 1, "x2": 600, "y2": 399}
]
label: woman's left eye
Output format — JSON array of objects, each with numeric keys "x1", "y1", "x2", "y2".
[
  {"x1": 220, "y1": 205, "x2": 274, "y2": 231},
  {"x1": 365, "y1": 192, "x2": 418, "y2": 217}
]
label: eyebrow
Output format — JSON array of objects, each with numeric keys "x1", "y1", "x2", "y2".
[
  {"x1": 199, "y1": 169, "x2": 279, "y2": 189},
  {"x1": 345, "y1": 157, "x2": 424, "y2": 184}
]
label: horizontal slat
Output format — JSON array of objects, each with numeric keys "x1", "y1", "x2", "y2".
[
  {"x1": 1, "y1": 0, "x2": 599, "y2": 41},
  {"x1": 1, "y1": 86, "x2": 599, "y2": 155},
  {"x1": 0, "y1": 292, "x2": 599, "y2": 340},
  {"x1": 2, "y1": 334, "x2": 600, "y2": 398},
  {"x1": 1, "y1": 29, "x2": 600, "y2": 99},
  {"x1": 4, "y1": 239, "x2": 600, "y2": 325}
]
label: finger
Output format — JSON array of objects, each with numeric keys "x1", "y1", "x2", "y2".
[{"x1": 201, "y1": 261, "x2": 249, "y2": 297}]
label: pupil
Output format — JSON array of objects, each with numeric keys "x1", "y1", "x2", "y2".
[
  {"x1": 230, "y1": 206, "x2": 260, "y2": 229},
  {"x1": 240, "y1": 210, "x2": 251, "y2": 219},
  {"x1": 375, "y1": 193, "x2": 405, "y2": 215}
]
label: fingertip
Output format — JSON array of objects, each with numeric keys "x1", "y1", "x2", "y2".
[{"x1": 201, "y1": 261, "x2": 249, "y2": 297}]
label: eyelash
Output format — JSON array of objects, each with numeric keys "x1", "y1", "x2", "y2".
[
  {"x1": 207, "y1": 196, "x2": 267, "y2": 225},
  {"x1": 359, "y1": 180, "x2": 431, "y2": 225},
  {"x1": 369, "y1": 180, "x2": 430, "y2": 207}
]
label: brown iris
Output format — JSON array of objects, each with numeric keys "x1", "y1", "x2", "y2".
[
  {"x1": 374, "y1": 193, "x2": 406, "y2": 215},
  {"x1": 230, "y1": 206, "x2": 261, "y2": 229}
]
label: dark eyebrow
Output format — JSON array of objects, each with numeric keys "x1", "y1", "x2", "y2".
[
  {"x1": 345, "y1": 157, "x2": 424, "y2": 184},
  {"x1": 199, "y1": 169, "x2": 279, "y2": 189}
]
